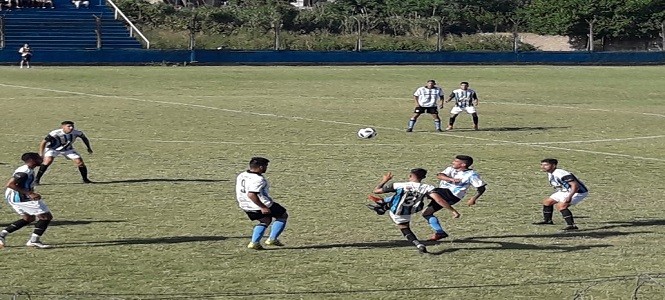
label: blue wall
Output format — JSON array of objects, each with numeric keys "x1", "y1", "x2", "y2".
[{"x1": 1, "y1": 49, "x2": 664, "y2": 65}]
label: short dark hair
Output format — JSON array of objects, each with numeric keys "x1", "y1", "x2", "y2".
[
  {"x1": 61, "y1": 121, "x2": 75, "y2": 125},
  {"x1": 21, "y1": 152, "x2": 41, "y2": 162},
  {"x1": 410, "y1": 168, "x2": 427, "y2": 180},
  {"x1": 460, "y1": 81, "x2": 469, "y2": 85},
  {"x1": 249, "y1": 157, "x2": 270, "y2": 168},
  {"x1": 427, "y1": 79, "x2": 436, "y2": 84},
  {"x1": 541, "y1": 158, "x2": 558, "y2": 165},
  {"x1": 456, "y1": 155, "x2": 474, "y2": 167}
]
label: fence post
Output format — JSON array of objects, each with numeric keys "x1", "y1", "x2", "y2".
[
  {"x1": 0, "y1": 16, "x2": 5, "y2": 50},
  {"x1": 94, "y1": 15, "x2": 102, "y2": 49},
  {"x1": 661, "y1": 20, "x2": 664, "y2": 51}
]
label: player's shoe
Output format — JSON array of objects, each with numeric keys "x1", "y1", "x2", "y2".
[
  {"x1": 561, "y1": 225, "x2": 579, "y2": 231},
  {"x1": 406, "y1": 128, "x2": 413, "y2": 132},
  {"x1": 366, "y1": 204, "x2": 386, "y2": 215},
  {"x1": 473, "y1": 125, "x2": 479, "y2": 130},
  {"x1": 445, "y1": 125, "x2": 453, "y2": 131},
  {"x1": 532, "y1": 220, "x2": 554, "y2": 225},
  {"x1": 0, "y1": 236, "x2": 6, "y2": 248},
  {"x1": 265, "y1": 239, "x2": 284, "y2": 246},
  {"x1": 416, "y1": 243, "x2": 428, "y2": 253},
  {"x1": 26, "y1": 240, "x2": 52, "y2": 249},
  {"x1": 247, "y1": 242, "x2": 265, "y2": 250},
  {"x1": 436, "y1": 129, "x2": 443, "y2": 132},
  {"x1": 428, "y1": 232, "x2": 449, "y2": 241},
  {"x1": 367, "y1": 195, "x2": 383, "y2": 203},
  {"x1": 82, "y1": 179, "x2": 94, "y2": 184}
]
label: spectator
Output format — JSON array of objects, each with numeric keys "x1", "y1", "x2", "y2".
[
  {"x1": 18, "y1": 43, "x2": 32, "y2": 69},
  {"x1": 72, "y1": 0, "x2": 88, "y2": 8},
  {"x1": 38, "y1": 0, "x2": 53, "y2": 8}
]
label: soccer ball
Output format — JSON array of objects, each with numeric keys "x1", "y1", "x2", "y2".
[{"x1": 357, "y1": 127, "x2": 377, "y2": 139}]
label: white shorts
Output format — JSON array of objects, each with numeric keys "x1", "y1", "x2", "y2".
[
  {"x1": 450, "y1": 106, "x2": 477, "y2": 114},
  {"x1": 389, "y1": 211, "x2": 411, "y2": 224},
  {"x1": 549, "y1": 192, "x2": 588, "y2": 206},
  {"x1": 6, "y1": 200, "x2": 51, "y2": 216},
  {"x1": 44, "y1": 149, "x2": 81, "y2": 160}
]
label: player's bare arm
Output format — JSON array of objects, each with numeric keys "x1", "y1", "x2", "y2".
[
  {"x1": 437, "y1": 172, "x2": 461, "y2": 183},
  {"x1": 6, "y1": 177, "x2": 40, "y2": 200},
  {"x1": 467, "y1": 185, "x2": 486, "y2": 206},
  {"x1": 429, "y1": 192, "x2": 460, "y2": 218},
  {"x1": 38, "y1": 139, "x2": 48, "y2": 156},
  {"x1": 247, "y1": 192, "x2": 270, "y2": 214},
  {"x1": 372, "y1": 172, "x2": 393, "y2": 194},
  {"x1": 80, "y1": 134, "x2": 93, "y2": 154},
  {"x1": 472, "y1": 93, "x2": 479, "y2": 106},
  {"x1": 563, "y1": 180, "x2": 579, "y2": 204},
  {"x1": 413, "y1": 95, "x2": 419, "y2": 107}
]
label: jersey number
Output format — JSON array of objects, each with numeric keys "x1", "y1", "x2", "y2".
[{"x1": 240, "y1": 179, "x2": 246, "y2": 193}]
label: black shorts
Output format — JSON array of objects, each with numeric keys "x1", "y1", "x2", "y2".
[
  {"x1": 414, "y1": 106, "x2": 438, "y2": 114},
  {"x1": 244, "y1": 202, "x2": 287, "y2": 221},
  {"x1": 428, "y1": 188, "x2": 461, "y2": 211},
  {"x1": 22, "y1": 54, "x2": 32, "y2": 62}
]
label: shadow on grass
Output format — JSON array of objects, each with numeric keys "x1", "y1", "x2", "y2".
[
  {"x1": 0, "y1": 219, "x2": 125, "y2": 227},
  {"x1": 595, "y1": 219, "x2": 665, "y2": 230},
  {"x1": 56, "y1": 235, "x2": 246, "y2": 248},
  {"x1": 470, "y1": 230, "x2": 652, "y2": 240},
  {"x1": 92, "y1": 178, "x2": 228, "y2": 184},
  {"x1": 479, "y1": 126, "x2": 570, "y2": 132}
]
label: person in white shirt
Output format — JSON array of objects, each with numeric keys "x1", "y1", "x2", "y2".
[
  {"x1": 407, "y1": 80, "x2": 445, "y2": 132},
  {"x1": 36, "y1": 121, "x2": 94, "y2": 184},
  {"x1": 18, "y1": 43, "x2": 32, "y2": 69},
  {"x1": 367, "y1": 168, "x2": 460, "y2": 254},
  {"x1": 444, "y1": 81, "x2": 480, "y2": 131},
  {"x1": 421, "y1": 155, "x2": 486, "y2": 241},
  {"x1": 0, "y1": 152, "x2": 53, "y2": 249},
  {"x1": 236, "y1": 157, "x2": 288, "y2": 250},
  {"x1": 533, "y1": 158, "x2": 589, "y2": 230}
]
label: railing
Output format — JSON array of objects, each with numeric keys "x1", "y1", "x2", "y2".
[
  {"x1": 0, "y1": 16, "x2": 5, "y2": 50},
  {"x1": 106, "y1": 0, "x2": 150, "y2": 49}
]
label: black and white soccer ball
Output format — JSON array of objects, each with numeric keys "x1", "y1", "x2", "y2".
[{"x1": 357, "y1": 127, "x2": 377, "y2": 139}]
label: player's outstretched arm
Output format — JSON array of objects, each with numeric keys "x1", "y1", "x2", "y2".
[
  {"x1": 429, "y1": 192, "x2": 460, "y2": 218},
  {"x1": 372, "y1": 172, "x2": 393, "y2": 194},
  {"x1": 80, "y1": 134, "x2": 93, "y2": 154},
  {"x1": 467, "y1": 185, "x2": 486, "y2": 206},
  {"x1": 437, "y1": 172, "x2": 460, "y2": 184}
]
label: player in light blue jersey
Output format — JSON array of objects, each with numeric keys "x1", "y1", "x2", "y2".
[
  {"x1": 367, "y1": 168, "x2": 460, "y2": 253},
  {"x1": 422, "y1": 155, "x2": 486, "y2": 241},
  {"x1": 533, "y1": 158, "x2": 589, "y2": 231}
]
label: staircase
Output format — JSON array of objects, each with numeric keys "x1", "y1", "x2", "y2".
[{"x1": 1, "y1": 0, "x2": 144, "y2": 49}]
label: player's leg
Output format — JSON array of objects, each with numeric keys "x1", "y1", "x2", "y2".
[
  {"x1": 396, "y1": 221, "x2": 427, "y2": 253},
  {"x1": 70, "y1": 151, "x2": 92, "y2": 183},
  {"x1": 26, "y1": 211, "x2": 52, "y2": 248},
  {"x1": 266, "y1": 203, "x2": 288, "y2": 246},
  {"x1": 447, "y1": 107, "x2": 462, "y2": 130},
  {"x1": 555, "y1": 193, "x2": 587, "y2": 230},
  {"x1": 35, "y1": 152, "x2": 56, "y2": 184},
  {"x1": 407, "y1": 109, "x2": 423, "y2": 132},
  {"x1": 469, "y1": 107, "x2": 479, "y2": 130},
  {"x1": 421, "y1": 205, "x2": 447, "y2": 241},
  {"x1": 430, "y1": 109, "x2": 443, "y2": 132},
  {"x1": 0, "y1": 214, "x2": 35, "y2": 248},
  {"x1": 533, "y1": 198, "x2": 557, "y2": 225}
]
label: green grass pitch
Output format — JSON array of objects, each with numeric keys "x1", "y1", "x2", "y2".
[{"x1": 0, "y1": 65, "x2": 664, "y2": 300}]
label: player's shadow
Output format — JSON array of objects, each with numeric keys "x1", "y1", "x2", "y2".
[
  {"x1": 0, "y1": 219, "x2": 125, "y2": 227},
  {"x1": 57, "y1": 235, "x2": 246, "y2": 248},
  {"x1": 593, "y1": 219, "x2": 665, "y2": 230},
  {"x1": 480, "y1": 126, "x2": 570, "y2": 132},
  {"x1": 90, "y1": 178, "x2": 228, "y2": 184},
  {"x1": 468, "y1": 230, "x2": 652, "y2": 240}
]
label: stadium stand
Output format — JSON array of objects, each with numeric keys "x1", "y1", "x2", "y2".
[{"x1": 1, "y1": 0, "x2": 143, "y2": 49}]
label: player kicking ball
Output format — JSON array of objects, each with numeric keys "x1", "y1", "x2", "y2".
[
  {"x1": 0, "y1": 153, "x2": 54, "y2": 249},
  {"x1": 366, "y1": 169, "x2": 460, "y2": 253}
]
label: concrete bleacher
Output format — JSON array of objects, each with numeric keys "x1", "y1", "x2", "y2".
[{"x1": 1, "y1": 0, "x2": 143, "y2": 49}]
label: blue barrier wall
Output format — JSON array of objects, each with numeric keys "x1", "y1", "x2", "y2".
[{"x1": 1, "y1": 49, "x2": 664, "y2": 65}]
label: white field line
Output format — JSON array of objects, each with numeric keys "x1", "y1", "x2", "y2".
[{"x1": 1, "y1": 83, "x2": 664, "y2": 162}]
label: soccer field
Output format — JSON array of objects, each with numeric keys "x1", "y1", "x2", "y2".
[{"x1": 0, "y1": 66, "x2": 664, "y2": 300}]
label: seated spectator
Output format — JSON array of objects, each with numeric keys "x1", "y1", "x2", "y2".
[
  {"x1": 72, "y1": 0, "x2": 88, "y2": 8},
  {"x1": 42, "y1": 0, "x2": 53, "y2": 8}
]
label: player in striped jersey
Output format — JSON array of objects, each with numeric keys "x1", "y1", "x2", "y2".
[
  {"x1": 0, "y1": 153, "x2": 53, "y2": 249},
  {"x1": 422, "y1": 155, "x2": 486, "y2": 241},
  {"x1": 35, "y1": 121, "x2": 94, "y2": 184},
  {"x1": 407, "y1": 80, "x2": 445, "y2": 132},
  {"x1": 533, "y1": 158, "x2": 589, "y2": 230},
  {"x1": 235, "y1": 157, "x2": 288, "y2": 250},
  {"x1": 443, "y1": 82, "x2": 480, "y2": 131},
  {"x1": 367, "y1": 169, "x2": 460, "y2": 253}
]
